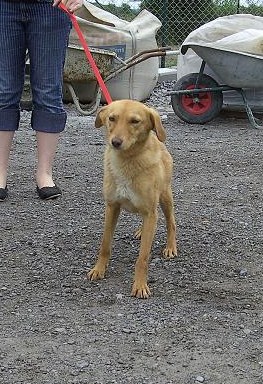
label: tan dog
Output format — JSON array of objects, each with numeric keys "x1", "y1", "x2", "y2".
[{"x1": 88, "y1": 100, "x2": 177, "y2": 298}]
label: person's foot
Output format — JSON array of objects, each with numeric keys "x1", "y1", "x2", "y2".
[
  {"x1": 36, "y1": 185, "x2": 62, "y2": 200},
  {"x1": 0, "y1": 186, "x2": 8, "y2": 202},
  {"x1": 36, "y1": 173, "x2": 56, "y2": 189}
]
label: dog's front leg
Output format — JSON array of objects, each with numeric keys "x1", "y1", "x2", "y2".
[
  {"x1": 88, "y1": 203, "x2": 120, "y2": 281},
  {"x1": 160, "y1": 187, "x2": 177, "y2": 258},
  {"x1": 131, "y1": 210, "x2": 158, "y2": 299}
]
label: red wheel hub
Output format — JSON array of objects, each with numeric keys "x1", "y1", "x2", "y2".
[{"x1": 181, "y1": 85, "x2": 212, "y2": 115}]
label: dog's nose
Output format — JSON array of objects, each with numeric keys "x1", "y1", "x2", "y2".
[{"x1": 111, "y1": 137, "x2": 123, "y2": 149}]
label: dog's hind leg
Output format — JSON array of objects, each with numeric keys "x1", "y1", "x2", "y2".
[
  {"x1": 88, "y1": 203, "x2": 120, "y2": 281},
  {"x1": 131, "y1": 210, "x2": 158, "y2": 299},
  {"x1": 160, "y1": 187, "x2": 177, "y2": 258}
]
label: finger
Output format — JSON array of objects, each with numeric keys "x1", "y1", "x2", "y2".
[
  {"x1": 53, "y1": 0, "x2": 62, "y2": 7},
  {"x1": 63, "y1": 0, "x2": 82, "y2": 12}
]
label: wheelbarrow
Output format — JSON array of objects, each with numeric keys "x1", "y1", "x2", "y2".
[
  {"x1": 170, "y1": 44, "x2": 263, "y2": 128},
  {"x1": 63, "y1": 44, "x2": 172, "y2": 116},
  {"x1": 21, "y1": 45, "x2": 172, "y2": 114}
]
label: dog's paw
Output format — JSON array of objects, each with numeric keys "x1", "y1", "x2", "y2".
[
  {"x1": 131, "y1": 282, "x2": 151, "y2": 299},
  {"x1": 162, "y1": 246, "x2": 177, "y2": 259},
  {"x1": 88, "y1": 267, "x2": 105, "y2": 281}
]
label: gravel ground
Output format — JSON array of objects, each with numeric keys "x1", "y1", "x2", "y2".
[{"x1": 1, "y1": 82, "x2": 263, "y2": 384}]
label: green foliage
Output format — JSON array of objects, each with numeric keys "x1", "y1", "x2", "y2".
[
  {"x1": 213, "y1": 0, "x2": 238, "y2": 14},
  {"x1": 92, "y1": 1, "x2": 138, "y2": 21},
  {"x1": 141, "y1": 0, "x2": 216, "y2": 44},
  {"x1": 140, "y1": 0, "x2": 263, "y2": 44},
  {"x1": 241, "y1": 4, "x2": 263, "y2": 16}
]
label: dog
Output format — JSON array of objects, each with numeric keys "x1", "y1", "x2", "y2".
[{"x1": 88, "y1": 99, "x2": 177, "y2": 298}]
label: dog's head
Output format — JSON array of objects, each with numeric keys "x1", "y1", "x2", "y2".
[{"x1": 95, "y1": 100, "x2": 166, "y2": 151}]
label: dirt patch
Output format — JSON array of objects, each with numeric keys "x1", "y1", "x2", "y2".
[{"x1": 0, "y1": 102, "x2": 262, "y2": 384}]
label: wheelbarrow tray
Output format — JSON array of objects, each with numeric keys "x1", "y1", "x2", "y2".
[
  {"x1": 62, "y1": 45, "x2": 171, "y2": 115},
  {"x1": 63, "y1": 44, "x2": 116, "y2": 83},
  {"x1": 182, "y1": 44, "x2": 263, "y2": 89}
]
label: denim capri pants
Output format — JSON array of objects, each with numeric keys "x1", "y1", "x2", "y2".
[{"x1": 0, "y1": 0, "x2": 71, "y2": 133}]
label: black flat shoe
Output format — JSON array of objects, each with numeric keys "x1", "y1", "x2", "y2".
[
  {"x1": 0, "y1": 186, "x2": 8, "y2": 202},
  {"x1": 36, "y1": 185, "x2": 62, "y2": 200}
]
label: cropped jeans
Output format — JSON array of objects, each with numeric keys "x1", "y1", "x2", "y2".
[{"x1": 0, "y1": 0, "x2": 71, "y2": 133}]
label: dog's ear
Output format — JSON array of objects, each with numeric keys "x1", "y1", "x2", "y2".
[
  {"x1": 148, "y1": 108, "x2": 166, "y2": 142},
  {"x1": 95, "y1": 106, "x2": 108, "y2": 128}
]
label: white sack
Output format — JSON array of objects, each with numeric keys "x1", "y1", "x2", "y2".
[{"x1": 66, "y1": 0, "x2": 161, "y2": 102}]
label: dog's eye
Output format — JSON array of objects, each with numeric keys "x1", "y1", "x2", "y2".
[
  {"x1": 109, "y1": 116, "x2": 115, "y2": 122},
  {"x1": 130, "y1": 118, "x2": 140, "y2": 124}
]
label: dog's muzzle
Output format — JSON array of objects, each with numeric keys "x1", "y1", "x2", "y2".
[{"x1": 111, "y1": 137, "x2": 123, "y2": 149}]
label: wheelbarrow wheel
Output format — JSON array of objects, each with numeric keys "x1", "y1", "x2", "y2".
[{"x1": 171, "y1": 73, "x2": 223, "y2": 124}]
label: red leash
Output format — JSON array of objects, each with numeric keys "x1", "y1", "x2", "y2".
[{"x1": 59, "y1": 3, "x2": 112, "y2": 104}]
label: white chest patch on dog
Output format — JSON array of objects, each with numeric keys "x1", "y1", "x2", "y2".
[
  {"x1": 110, "y1": 159, "x2": 139, "y2": 207},
  {"x1": 116, "y1": 181, "x2": 135, "y2": 201}
]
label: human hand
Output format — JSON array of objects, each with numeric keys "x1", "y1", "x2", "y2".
[{"x1": 53, "y1": 0, "x2": 83, "y2": 13}]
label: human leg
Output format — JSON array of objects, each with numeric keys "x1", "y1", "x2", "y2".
[
  {"x1": 0, "y1": 2, "x2": 27, "y2": 196},
  {"x1": 0, "y1": 131, "x2": 14, "y2": 200},
  {"x1": 35, "y1": 131, "x2": 60, "y2": 189},
  {"x1": 26, "y1": 3, "x2": 71, "y2": 192},
  {"x1": 0, "y1": 131, "x2": 15, "y2": 189}
]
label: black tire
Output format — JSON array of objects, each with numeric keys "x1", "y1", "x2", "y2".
[{"x1": 171, "y1": 73, "x2": 223, "y2": 124}]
